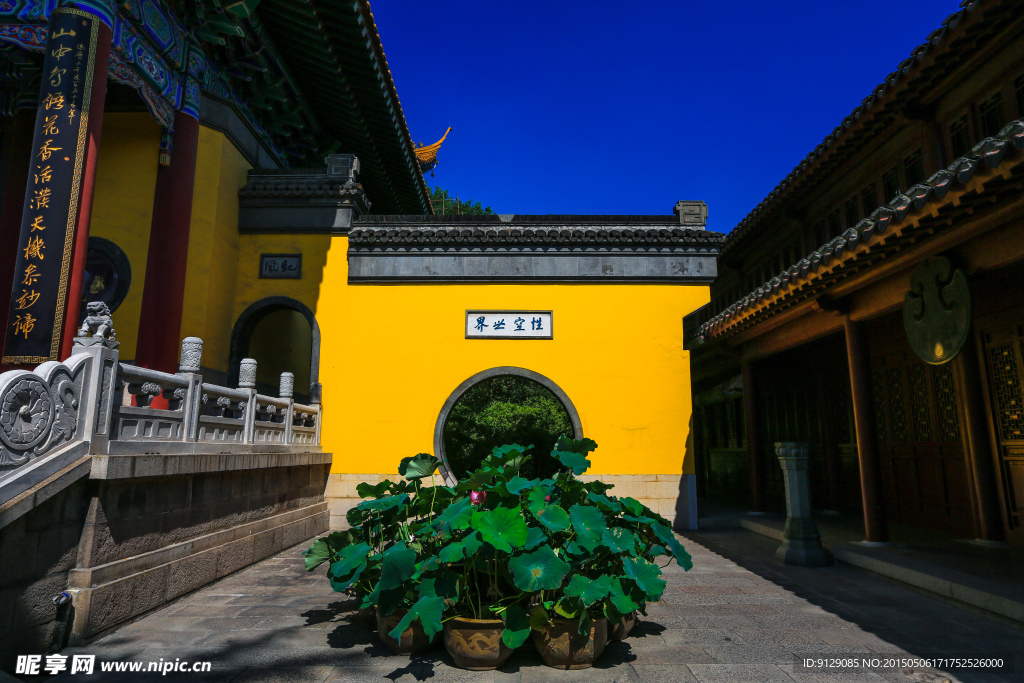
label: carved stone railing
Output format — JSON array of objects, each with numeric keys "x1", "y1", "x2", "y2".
[{"x1": 0, "y1": 334, "x2": 322, "y2": 507}]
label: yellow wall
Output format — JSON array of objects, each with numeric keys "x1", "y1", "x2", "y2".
[
  {"x1": 89, "y1": 113, "x2": 161, "y2": 360},
  {"x1": 229, "y1": 233, "x2": 706, "y2": 476},
  {"x1": 178, "y1": 125, "x2": 252, "y2": 374},
  {"x1": 248, "y1": 308, "x2": 311, "y2": 390}
]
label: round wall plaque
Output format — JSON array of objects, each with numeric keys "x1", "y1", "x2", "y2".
[
  {"x1": 903, "y1": 255, "x2": 971, "y2": 365},
  {"x1": 81, "y1": 236, "x2": 131, "y2": 314}
]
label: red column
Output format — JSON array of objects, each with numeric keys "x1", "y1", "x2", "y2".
[
  {"x1": 58, "y1": 22, "x2": 112, "y2": 360},
  {"x1": 741, "y1": 359, "x2": 765, "y2": 512},
  {"x1": 0, "y1": 110, "x2": 36, "y2": 362},
  {"x1": 135, "y1": 111, "x2": 200, "y2": 372},
  {"x1": 844, "y1": 317, "x2": 888, "y2": 543}
]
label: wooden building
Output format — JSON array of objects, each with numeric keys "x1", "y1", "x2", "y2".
[{"x1": 684, "y1": 0, "x2": 1024, "y2": 547}]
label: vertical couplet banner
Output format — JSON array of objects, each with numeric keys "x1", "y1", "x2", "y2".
[{"x1": 2, "y1": 9, "x2": 98, "y2": 364}]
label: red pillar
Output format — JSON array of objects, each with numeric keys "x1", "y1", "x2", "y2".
[
  {"x1": 0, "y1": 110, "x2": 36, "y2": 361},
  {"x1": 59, "y1": 22, "x2": 112, "y2": 360},
  {"x1": 741, "y1": 359, "x2": 765, "y2": 512},
  {"x1": 844, "y1": 317, "x2": 888, "y2": 543},
  {"x1": 135, "y1": 111, "x2": 200, "y2": 372}
]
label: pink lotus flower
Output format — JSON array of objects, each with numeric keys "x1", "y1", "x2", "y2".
[
  {"x1": 544, "y1": 495, "x2": 552, "y2": 502},
  {"x1": 470, "y1": 490, "x2": 486, "y2": 505}
]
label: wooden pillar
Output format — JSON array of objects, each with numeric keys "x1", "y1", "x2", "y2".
[
  {"x1": 0, "y1": 110, "x2": 36, "y2": 360},
  {"x1": 135, "y1": 111, "x2": 200, "y2": 372},
  {"x1": 954, "y1": 333, "x2": 1006, "y2": 543},
  {"x1": 2, "y1": 10, "x2": 111, "y2": 366},
  {"x1": 741, "y1": 359, "x2": 765, "y2": 512},
  {"x1": 844, "y1": 317, "x2": 888, "y2": 543},
  {"x1": 59, "y1": 21, "x2": 112, "y2": 360}
]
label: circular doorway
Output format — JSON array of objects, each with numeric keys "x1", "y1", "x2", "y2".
[{"x1": 434, "y1": 367, "x2": 583, "y2": 485}]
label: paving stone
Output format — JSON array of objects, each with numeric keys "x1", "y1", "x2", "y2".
[{"x1": 59, "y1": 532, "x2": 1024, "y2": 682}]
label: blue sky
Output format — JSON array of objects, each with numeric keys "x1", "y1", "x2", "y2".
[{"x1": 372, "y1": 1, "x2": 953, "y2": 231}]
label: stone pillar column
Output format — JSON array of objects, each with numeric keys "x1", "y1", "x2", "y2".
[
  {"x1": 844, "y1": 317, "x2": 889, "y2": 543},
  {"x1": 135, "y1": 111, "x2": 200, "y2": 372},
  {"x1": 954, "y1": 335, "x2": 1006, "y2": 544},
  {"x1": 774, "y1": 442, "x2": 833, "y2": 566},
  {"x1": 741, "y1": 359, "x2": 765, "y2": 512}
]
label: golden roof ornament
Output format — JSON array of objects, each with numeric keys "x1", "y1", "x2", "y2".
[{"x1": 414, "y1": 127, "x2": 451, "y2": 176}]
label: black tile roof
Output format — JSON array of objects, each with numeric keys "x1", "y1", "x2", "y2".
[
  {"x1": 699, "y1": 118, "x2": 1024, "y2": 342},
  {"x1": 721, "y1": 0, "x2": 1015, "y2": 256}
]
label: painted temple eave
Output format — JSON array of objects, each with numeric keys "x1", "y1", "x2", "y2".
[
  {"x1": 695, "y1": 119, "x2": 1024, "y2": 346},
  {"x1": 0, "y1": 1, "x2": 431, "y2": 214}
]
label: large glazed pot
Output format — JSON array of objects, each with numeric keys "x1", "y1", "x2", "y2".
[
  {"x1": 443, "y1": 616, "x2": 515, "y2": 670},
  {"x1": 377, "y1": 609, "x2": 436, "y2": 655},
  {"x1": 533, "y1": 617, "x2": 608, "y2": 669},
  {"x1": 609, "y1": 611, "x2": 636, "y2": 640}
]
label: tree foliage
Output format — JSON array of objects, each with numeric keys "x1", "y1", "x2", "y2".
[
  {"x1": 443, "y1": 376, "x2": 573, "y2": 480},
  {"x1": 430, "y1": 186, "x2": 494, "y2": 215}
]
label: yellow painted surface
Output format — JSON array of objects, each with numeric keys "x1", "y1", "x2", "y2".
[
  {"x1": 89, "y1": 113, "x2": 161, "y2": 360},
  {"x1": 178, "y1": 126, "x2": 251, "y2": 374},
  {"x1": 309, "y1": 238, "x2": 708, "y2": 477}
]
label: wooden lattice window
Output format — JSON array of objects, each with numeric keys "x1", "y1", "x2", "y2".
[
  {"x1": 933, "y1": 363, "x2": 961, "y2": 443},
  {"x1": 988, "y1": 344, "x2": 1024, "y2": 440}
]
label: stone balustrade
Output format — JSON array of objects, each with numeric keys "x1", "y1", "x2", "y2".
[{"x1": 0, "y1": 335, "x2": 321, "y2": 509}]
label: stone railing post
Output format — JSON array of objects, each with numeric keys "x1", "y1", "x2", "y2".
[
  {"x1": 279, "y1": 372, "x2": 295, "y2": 444},
  {"x1": 238, "y1": 358, "x2": 257, "y2": 444},
  {"x1": 774, "y1": 442, "x2": 833, "y2": 567},
  {"x1": 72, "y1": 336, "x2": 120, "y2": 455},
  {"x1": 177, "y1": 337, "x2": 203, "y2": 442}
]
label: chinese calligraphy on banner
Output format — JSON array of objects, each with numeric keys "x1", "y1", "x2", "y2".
[
  {"x1": 465, "y1": 311, "x2": 553, "y2": 339},
  {"x1": 2, "y1": 9, "x2": 98, "y2": 363}
]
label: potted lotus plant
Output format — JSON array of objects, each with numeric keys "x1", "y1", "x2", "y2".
[{"x1": 303, "y1": 452, "x2": 453, "y2": 654}]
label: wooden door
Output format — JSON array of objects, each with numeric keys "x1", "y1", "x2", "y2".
[
  {"x1": 981, "y1": 323, "x2": 1024, "y2": 544},
  {"x1": 869, "y1": 316, "x2": 972, "y2": 536}
]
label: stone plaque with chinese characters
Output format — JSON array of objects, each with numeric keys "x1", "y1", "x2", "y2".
[
  {"x1": 259, "y1": 254, "x2": 302, "y2": 279},
  {"x1": 466, "y1": 311, "x2": 552, "y2": 339},
  {"x1": 3, "y1": 9, "x2": 99, "y2": 363}
]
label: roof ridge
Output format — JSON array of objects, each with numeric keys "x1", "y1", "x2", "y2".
[
  {"x1": 722, "y1": 0, "x2": 994, "y2": 253},
  {"x1": 699, "y1": 118, "x2": 1024, "y2": 342}
]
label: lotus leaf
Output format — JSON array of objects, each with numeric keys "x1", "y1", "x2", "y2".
[
  {"x1": 569, "y1": 504, "x2": 607, "y2": 552},
  {"x1": 355, "y1": 480, "x2": 392, "y2": 499},
  {"x1": 564, "y1": 574, "x2": 612, "y2": 606},
  {"x1": 500, "y1": 604, "x2": 531, "y2": 648},
  {"x1": 601, "y1": 527, "x2": 638, "y2": 554},
  {"x1": 509, "y1": 545, "x2": 570, "y2": 591},
  {"x1": 471, "y1": 506, "x2": 528, "y2": 553},
  {"x1": 608, "y1": 577, "x2": 642, "y2": 613},
  {"x1": 652, "y1": 523, "x2": 694, "y2": 570},
  {"x1": 326, "y1": 542, "x2": 371, "y2": 592},
  {"x1": 505, "y1": 475, "x2": 536, "y2": 495},
  {"x1": 303, "y1": 530, "x2": 352, "y2": 571},
  {"x1": 552, "y1": 449, "x2": 591, "y2": 475},
  {"x1": 398, "y1": 453, "x2": 440, "y2": 480},
  {"x1": 532, "y1": 503, "x2": 571, "y2": 532},
  {"x1": 587, "y1": 492, "x2": 622, "y2": 513},
  {"x1": 419, "y1": 571, "x2": 459, "y2": 600},
  {"x1": 554, "y1": 435, "x2": 598, "y2": 456},
  {"x1": 387, "y1": 595, "x2": 444, "y2": 641},
  {"x1": 356, "y1": 493, "x2": 409, "y2": 513},
  {"x1": 431, "y1": 496, "x2": 474, "y2": 535},
  {"x1": 378, "y1": 542, "x2": 417, "y2": 591},
  {"x1": 524, "y1": 526, "x2": 547, "y2": 550},
  {"x1": 622, "y1": 556, "x2": 667, "y2": 599}
]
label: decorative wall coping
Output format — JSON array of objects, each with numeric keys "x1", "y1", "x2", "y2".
[{"x1": 696, "y1": 119, "x2": 1024, "y2": 343}]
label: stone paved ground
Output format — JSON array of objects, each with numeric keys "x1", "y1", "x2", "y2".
[{"x1": 46, "y1": 529, "x2": 1024, "y2": 683}]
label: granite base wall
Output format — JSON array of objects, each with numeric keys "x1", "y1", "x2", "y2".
[
  {"x1": 0, "y1": 461, "x2": 330, "y2": 670},
  {"x1": 325, "y1": 472, "x2": 697, "y2": 531}
]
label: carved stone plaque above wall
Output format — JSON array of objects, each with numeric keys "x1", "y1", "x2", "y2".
[
  {"x1": 466, "y1": 310, "x2": 553, "y2": 339},
  {"x1": 259, "y1": 254, "x2": 301, "y2": 279}
]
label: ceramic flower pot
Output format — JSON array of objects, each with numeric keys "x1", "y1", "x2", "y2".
[
  {"x1": 376, "y1": 609, "x2": 437, "y2": 655},
  {"x1": 609, "y1": 611, "x2": 637, "y2": 640},
  {"x1": 443, "y1": 616, "x2": 515, "y2": 670},
  {"x1": 533, "y1": 617, "x2": 608, "y2": 669}
]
